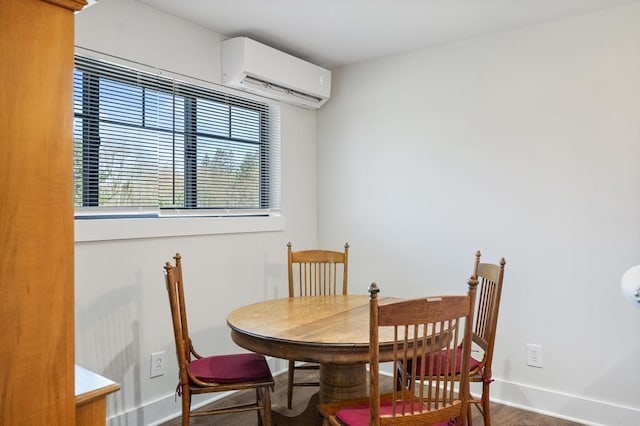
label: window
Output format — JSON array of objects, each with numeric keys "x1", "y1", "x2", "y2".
[{"x1": 73, "y1": 55, "x2": 280, "y2": 218}]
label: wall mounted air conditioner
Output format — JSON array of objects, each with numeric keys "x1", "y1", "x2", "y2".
[{"x1": 221, "y1": 37, "x2": 331, "y2": 109}]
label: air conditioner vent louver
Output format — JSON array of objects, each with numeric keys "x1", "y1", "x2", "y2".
[
  {"x1": 242, "y1": 76, "x2": 324, "y2": 104},
  {"x1": 221, "y1": 37, "x2": 331, "y2": 109}
]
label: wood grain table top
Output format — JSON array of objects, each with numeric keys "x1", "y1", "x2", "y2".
[{"x1": 227, "y1": 295, "x2": 402, "y2": 364}]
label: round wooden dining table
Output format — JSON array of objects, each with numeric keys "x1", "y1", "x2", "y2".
[{"x1": 226, "y1": 294, "x2": 402, "y2": 405}]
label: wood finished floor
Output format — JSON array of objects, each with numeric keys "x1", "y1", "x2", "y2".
[{"x1": 161, "y1": 369, "x2": 585, "y2": 425}]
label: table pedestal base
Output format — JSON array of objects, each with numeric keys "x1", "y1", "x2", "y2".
[
  {"x1": 319, "y1": 363, "x2": 366, "y2": 403},
  {"x1": 273, "y1": 392, "x2": 321, "y2": 425},
  {"x1": 272, "y1": 363, "x2": 367, "y2": 425}
]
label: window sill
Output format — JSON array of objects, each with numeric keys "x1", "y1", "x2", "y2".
[{"x1": 74, "y1": 214, "x2": 285, "y2": 243}]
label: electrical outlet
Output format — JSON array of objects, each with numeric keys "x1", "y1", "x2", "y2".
[
  {"x1": 526, "y1": 344, "x2": 543, "y2": 368},
  {"x1": 150, "y1": 351, "x2": 165, "y2": 378}
]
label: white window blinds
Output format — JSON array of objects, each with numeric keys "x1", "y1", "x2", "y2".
[{"x1": 73, "y1": 55, "x2": 280, "y2": 217}]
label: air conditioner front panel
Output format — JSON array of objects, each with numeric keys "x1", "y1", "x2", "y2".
[{"x1": 221, "y1": 37, "x2": 331, "y2": 108}]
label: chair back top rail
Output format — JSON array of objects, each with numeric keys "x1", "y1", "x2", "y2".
[{"x1": 287, "y1": 242, "x2": 349, "y2": 297}]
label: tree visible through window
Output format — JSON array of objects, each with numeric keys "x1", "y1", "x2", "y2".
[{"x1": 73, "y1": 55, "x2": 279, "y2": 216}]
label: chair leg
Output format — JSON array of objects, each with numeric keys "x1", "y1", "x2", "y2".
[
  {"x1": 256, "y1": 388, "x2": 263, "y2": 426},
  {"x1": 262, "y1": 385, "x2": 272, "y2": 426},
  {"x1": 481, "y1": 381, "x2": 491, "y2": 426},
  {"x1": 181, "y1": 389, "x2": 191, "y2": 426},
  {"x1": 395, "y1": 363, "x2": 405, "y2": 391},
  {"x1": 287, "y1": 359, "x2": 295, "y2": 409}
]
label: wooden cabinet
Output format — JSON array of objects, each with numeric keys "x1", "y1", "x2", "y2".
[
  {"x1": 0, "y1": 0, "x2": 86, "y2": 423},
  {"x1": 75, "y1": 366, "x2": 120, "y2": 426}
]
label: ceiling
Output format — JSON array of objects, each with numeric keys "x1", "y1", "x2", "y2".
[{"x1": 137, "y1": 0, "x2": 637, "y2": 69}]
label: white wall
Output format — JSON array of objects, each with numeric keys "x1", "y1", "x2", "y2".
[
  {"x1": 75, "y1": 1, "x2": 640, "y2": 424},
  {"x1": 74, "y1": 0, "x2": 318, "y2": 423},
  {"x1": 318, "y1": 3, "x2": 640, "y2": 425}
]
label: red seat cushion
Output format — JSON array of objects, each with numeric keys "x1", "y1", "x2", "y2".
[
  {"x1": 189, "y1": 353, "x2": 271, "y2": 383},
  {"x1": 406, "y1": 347, "x2": 481, "y2": 376},
  {"x1": 336, "y1": 401, "x2": 453, "y2": 425}
]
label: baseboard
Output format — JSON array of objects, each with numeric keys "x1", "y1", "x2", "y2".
[
  {"x1": 487, "y1": 379, "x2": 640, "y2": 426},
  {"x1": 108, "y1": 391, "x2": 228, "y2": 426},
  {"x1": 107, "y1": 358, "x2": 288, "y2": 426},
  {"x1": 376, "y1": 369, "x2": 639, "y2": 426},
  {"x1": 107, "y1": 367, "x2": 639, "y2": 426}
]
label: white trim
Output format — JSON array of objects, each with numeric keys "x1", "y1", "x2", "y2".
[
  {"x1": 107, "y1": 361, "x2": 287, "y2": 425},
  {"x1": 107, "y1": 368, "x2": 640, "y2": 425},
  {"x1": 489, "y1": 378, "x2": 640, "y2": 426},
  {"x1": 108, "y1": 390, "x2": 229, "y2": 426},
  {"x1": 75, "y1": 214, "x2": 285, "y2": 242},
  {"x1": 377, "y1": 371, "x2": 639, "y2": 426}
]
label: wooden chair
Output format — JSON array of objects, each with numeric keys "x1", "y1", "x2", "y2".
[
  {"x1": 399, "y1": 251, "x2": 506, "y2": 426},
  {"x1": 164, "y1": 253, "x2": 274, "y2": 425},
  {"x1": 319, "y1": 280, "x2": 477, "y2": 426},
  {"x1": 286, "y1": 241, "x2": 349, "y2": 409},
  {"x1": 466, "y1": 251, "x2": 506, "y2": 426}
]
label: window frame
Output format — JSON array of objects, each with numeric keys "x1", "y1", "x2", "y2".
[
  {"x1": 72, "y1": 49, "x2": 283, "y2": 242},
  {"x1": 73, "y1": 52, "x2": 280, "y2": 215}
]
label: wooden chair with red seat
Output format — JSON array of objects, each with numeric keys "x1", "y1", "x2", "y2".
[
  {"x1": 399, "y1": 251, "x2": 506, "y2": 425},
  {"x1": 164, "y1": 253, "x2": 274, "y2": 425},
  {"x1": 286, "y1": 241, "x2": 349, "y2": 409},
  {"x1": 318, "y1": 279, "x2": 477, "y2": 426},
  {"x1": 466, "y1": 251, "x2": 506, "y2": 425}
]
